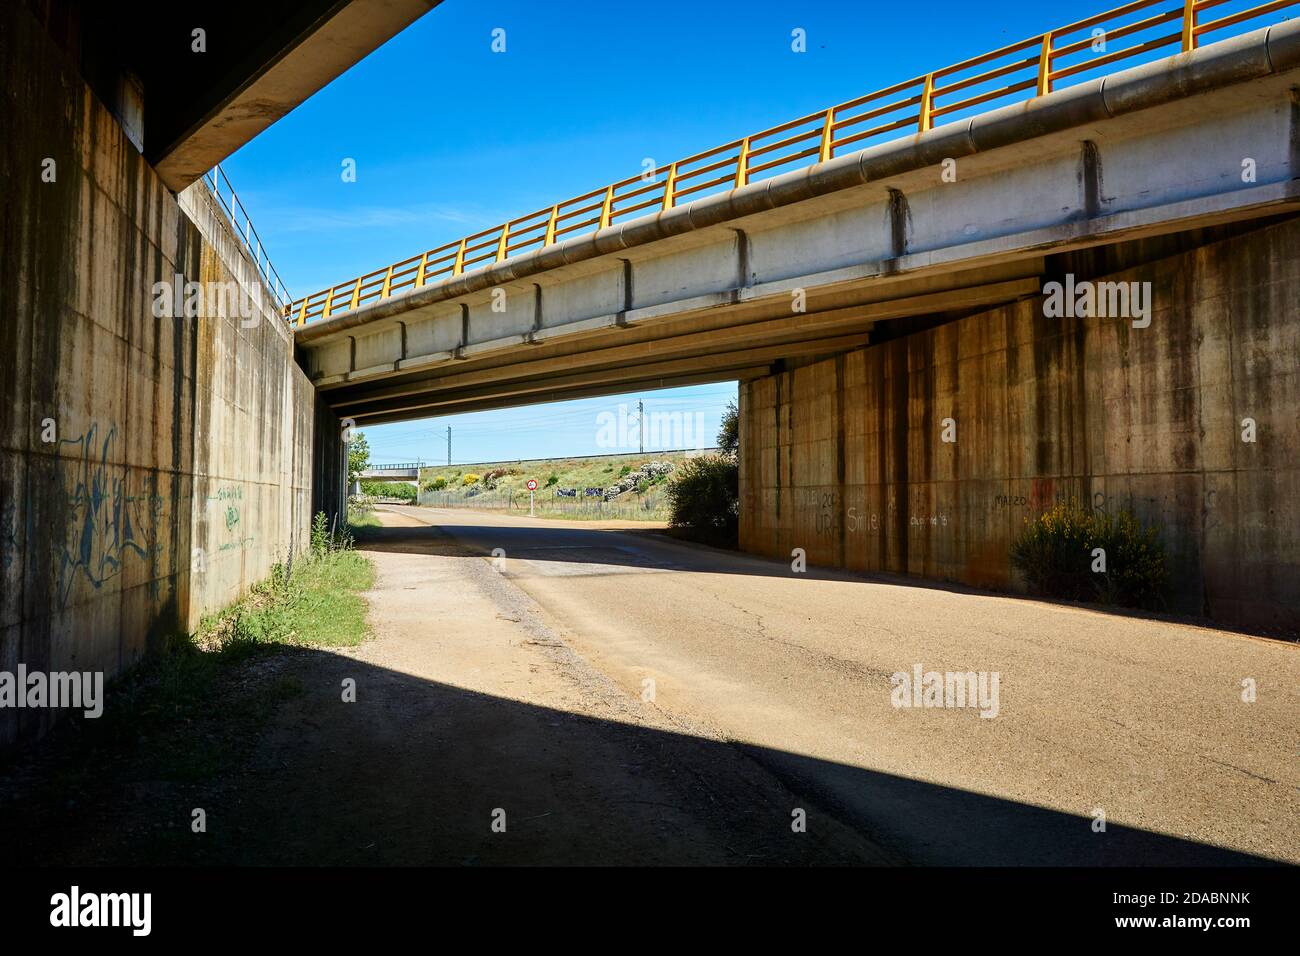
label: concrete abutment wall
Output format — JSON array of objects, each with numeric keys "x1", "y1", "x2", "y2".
[
  {"x1": 740, "y1": 216, "x2": 1300, "y2": 632},
  {"x1": 0, "y1": 2, "x2": 343, "y2": 746}
]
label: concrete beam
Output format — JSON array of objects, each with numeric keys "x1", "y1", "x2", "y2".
[
  {"x1": 342, "y1": 333, "x2": 873, "y2": 420},
  {"x1": 328, "y1": 276, "x2": 1041, "y2": 409},
  {"x1": 350, "y1": 368, "x2": 775, "y2": 426},
  {"x1": 150, "y1": 1, "x2": 439, "y2": 191}
]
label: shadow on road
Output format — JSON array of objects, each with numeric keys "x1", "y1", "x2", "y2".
[
  {"x1": 360, "y1": 511, "x2": 1293, "y2": 642},
  {"x1": 0, "y1": 643, "x2": 1281, "y2": 867}
]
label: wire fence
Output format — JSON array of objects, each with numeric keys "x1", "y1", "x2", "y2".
[{"x1": 418, "y1": 488, "x2": 667, "y2": 521}]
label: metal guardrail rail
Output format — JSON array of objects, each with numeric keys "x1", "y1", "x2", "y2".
[
  {"x1": 285, "y1": 0, "x2": 1297, "y2": 327},
  {"x1": 203, "y1": 164, "x2": 293, "y2": 310}
]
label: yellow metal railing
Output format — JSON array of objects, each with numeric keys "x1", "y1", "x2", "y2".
[{"x1": 286, "y1": 0, "x2": 1296, "y2": 326}]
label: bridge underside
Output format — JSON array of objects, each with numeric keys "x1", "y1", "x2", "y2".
[
  {"x1": 31, "y1": 0, "x2": 438, "y2": 192},
  {"x1": 297, "y1": 26, "x2": 1300, "y2": 427},
  {"x1": 316, "y1": 257, "x2": 1052, "y2": 424}
]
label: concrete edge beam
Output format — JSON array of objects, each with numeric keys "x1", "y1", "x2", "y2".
[{"x1": 294, "y1": 18, "x2": 1300, "y2": 345}]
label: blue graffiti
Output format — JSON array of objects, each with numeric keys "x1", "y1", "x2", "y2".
[{"x1": 55, "y1": 423, "x2": 167, "y2": 606}]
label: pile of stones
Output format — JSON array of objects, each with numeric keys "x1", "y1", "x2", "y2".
[{"x1": 603, "y1": 460, "x2": 674, "y2": 500}]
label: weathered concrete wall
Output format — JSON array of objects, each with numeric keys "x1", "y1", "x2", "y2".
[
  {"x1": 178, "y1": 184, "x2": 322, "y2": 619},
  {"x1": 0, "y1": 2, "x2": 334, "y2": 746},
  {"x1": 739, "y1": 216, "x2": 1300, "y2": 633}
]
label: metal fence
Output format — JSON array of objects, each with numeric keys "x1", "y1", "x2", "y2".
[
  {"x1": 284, "y1": 0, "x2": 1297, "y2": 327},
  {"x1": 202, "y1": 164, "x2": 293, "y2": 310},
  {"x1": 418, "y1": 489, "x2": 667, "y2": 521}
]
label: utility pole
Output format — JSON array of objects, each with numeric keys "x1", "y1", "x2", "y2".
[
  {"x1": 638, "y1": 399, "x2": 645, "y2": 454},
  {"x1": 446, "y1": 426, "x2": 452, "y2": 466}
]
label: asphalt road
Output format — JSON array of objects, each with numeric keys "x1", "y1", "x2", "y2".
[{"x1": 375, "y1": 505, "x2": 1299, "y2": 866}]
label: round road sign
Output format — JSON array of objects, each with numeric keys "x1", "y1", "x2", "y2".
[{"x1": 526, "y1": 479, "x2": 538, "y2": 491}]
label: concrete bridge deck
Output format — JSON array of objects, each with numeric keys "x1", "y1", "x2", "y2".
[{"x1": 294, "y1": 18, "x2": 1300, "y2": 426}]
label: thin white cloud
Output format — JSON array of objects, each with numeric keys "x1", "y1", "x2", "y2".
[{"x1": 258, "y1": 201, "x2": 496, "y2": 234}]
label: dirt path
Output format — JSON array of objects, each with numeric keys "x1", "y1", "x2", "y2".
[
  {"x1": 379, "y1": 505, "x2": 1299, "y2": 867},
  {"x1": 8, "y1": 502, "x2": 1292, "y2": 866},
  {"x1": 190, "y1": 510, "x2": 893, "y2": 864}
]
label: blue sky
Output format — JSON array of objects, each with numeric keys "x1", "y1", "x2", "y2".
[{"x1": 221, "y1": 0, "x2": 1086, "y2": 465}]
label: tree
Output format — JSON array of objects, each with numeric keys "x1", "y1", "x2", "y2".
[
  {"x1": 717, "y1": 400, "x2": 739, "y2": 457},
  {"x1": 347, "y1": 431, "x2": 370, "y2": 486}
]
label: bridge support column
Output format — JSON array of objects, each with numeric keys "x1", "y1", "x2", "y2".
[
  {"x1": 739, "y1": 216, "x2": 1300, "y2": 633},
  {"x1": 312, "y1": 396, "x2": 348, "y2": 534}
]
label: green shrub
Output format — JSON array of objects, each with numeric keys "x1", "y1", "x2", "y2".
[
  {"x1": 424, "y1": 476, "x2": 447, "y2": 491},
  {"x1": 665, "y1": 455, "x2": 739, "y2": 546},
  {"x1": 309, "y1": 512, "x2": 331, "y2": 559},
  {"x1": 545, "y1": 473, "x2": 559, "y2": 487},
  {"x1": 1010, "y1": 500, "x2": 1167, "y2": 608},
  {"x1": 309, "y1": 510, "x2": 354, "y2": 558},
  {"x1": 359, "y1": 479, "x2": 416, "y2": 502}
]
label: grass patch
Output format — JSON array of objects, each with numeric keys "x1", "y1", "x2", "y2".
[
  {"x1": 349, "y1": 509, "x2": 381, "y2": 530},
  {"x1": 200, "y1": 549, "x2": 375, "y2": 649},
  {"x1": 0, "y1": 520, "x2": 374, "y2": 863},
  {"x1": 347, "y1": 498, "x2": 383, "y2": 535},
  {"x1": 2, "y1": 537, "x2": 373, "y2": 792},
  {"x1": 103, "y1": 546, "x2": 372, "y2": 769}
]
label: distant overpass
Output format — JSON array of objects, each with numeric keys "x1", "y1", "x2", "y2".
[
  {"x1": 359, "y1": 462, "x2": 425, "y2": 485},
  {"x1": 292, "y1": 2, "x2": 1300, "y2": 426}
]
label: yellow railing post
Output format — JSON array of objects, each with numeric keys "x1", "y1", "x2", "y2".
[
  {"x1": 818, "y1": 108, "x2": 834, "y2": 162},
  {"x1": 1181, "y1": 0, "x2": 1197, "y2": 51},
  {"x1": 297, "y1": 298, "x2": 307, "y2": 327},
  {"x1": 599, "y1": 185, "x2": 615, "y2": 229},
  {"x1": 349, "y1": 276, "x2": 362, "y2": 310},
  {"x1": 381, "y1": 265, "x2": 394, "y2": 299},
  {"x1": 1036, "y1": 32, "x2": 1054, "y2": 96},
  {"x1": 544, "y1": 204, "x2": 559, "y2": 245},
  {"x1": 662, "y1": 163, "x2": 678, "y2": 210},
  {"x1": 323, "y1": 287, "x2": 335, "y2": 318},
  {"x1": 495, "y1": 222, "x2": 510, "y2": 262},
  {"x1": 919, "y1": 73, "x2": 935, "y2": 132},
  {"x1": 735, "y1": 137, "x2": 751, "y2": 187},
  {"x1": 453, "y1": 238, "x2": 467, "y2": 277},
  {"x1": 414, "y1": 251, "x2": 428, "y2": 288}
]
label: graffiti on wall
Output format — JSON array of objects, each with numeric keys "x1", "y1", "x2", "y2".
[
  {"x1": 54, "y1": 423, "x2": 168, "y2": 606},
  {"x1": 206, "y1": 485, "x2": 253, "y2": 553}
]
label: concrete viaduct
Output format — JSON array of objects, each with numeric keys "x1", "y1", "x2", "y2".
[
  {"x1": 302, "y1": 35, "x2": 1300, "y2": 423},
  {"x1": 2, "y1": 0, "x2": 1297, "y2": 747},
  {"x1": 295, "y1": 12, "x2": 1300, "y2": 632}
]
